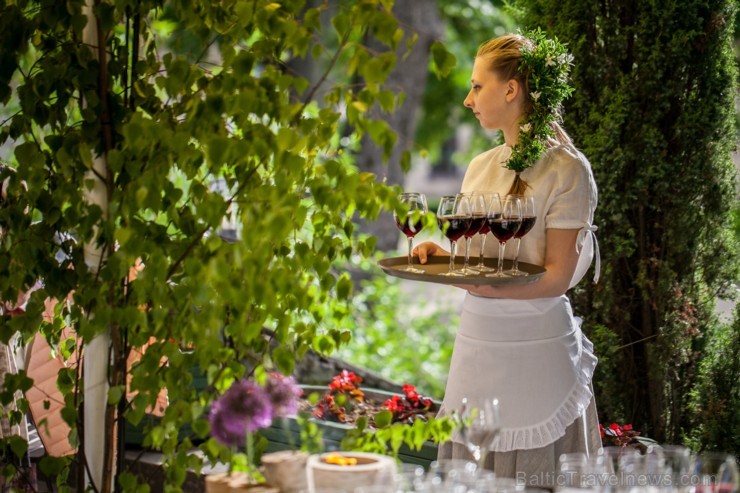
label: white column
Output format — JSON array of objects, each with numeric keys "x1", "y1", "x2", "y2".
[{"x1": 82, "y1": 2, "x2": 111, "y2": 490}]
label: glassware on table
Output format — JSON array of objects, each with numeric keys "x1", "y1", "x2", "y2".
[
  {"x1": 486, "y1": 195, "x2": 522, "y2": 278},
  {"x1": 556, "y1": 453, "x2": 608, "y2": 492},
  {"x1": 598, "y1": 446, "x2": 641, "y2": 488},
  {"x1": 456, "y1": 192, "x2": 488, "y2": 275},
  {"x1": 654, "y1": 445, "x2": 692, "y2": 493},
  {"x1": 505, "y1": 195, "x2": 536, "y2": 277},
  {"x1": 691, "y1": 452, "x2": 740, "y2": 493},
  {"x1": 393, "y1": 192, "x2": 429, "y2": 274},
  {"x1": 396, "y1": 462, "x2": 426, "y2": 492},
  {"x1": 437, "y1": 195, "x2": 472, "y2": 277},
  {"x1": 458, "y1": 397, "x2": 501, "y2": 473},
  {"x1": 474, "y1": 193, "x2": 501, "y2": 273}
]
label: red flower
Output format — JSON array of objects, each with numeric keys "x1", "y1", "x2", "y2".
[
  {"x1": 622, "y1": 424, "x2": 633, "y2": 431},
  {"x1": 599, "y1": 423, "x2": 605, "y2": 438},
  {"x1": 384, "y1": 395, "x2": 404, "y2": 413},
  {"x1": 329, "y1": 370, "x2": 363, "y2": 393},
  {"x1": 609, "y1": 423, "x2": 623, "y2": 436}
]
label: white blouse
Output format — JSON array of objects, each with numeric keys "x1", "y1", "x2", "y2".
[{"x1": 459, "y1": 143, "x2": 599, "y2": 286}]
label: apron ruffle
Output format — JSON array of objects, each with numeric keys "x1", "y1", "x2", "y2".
[{"x1": 438, "y1": 294, "x2": 597, "y2": 452}]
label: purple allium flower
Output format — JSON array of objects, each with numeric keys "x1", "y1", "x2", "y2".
[
  {"x1": 209, "y1": 379, "x2": 273, "y2": 446},
  {"x1": 265, "y1": 373, "x2": 303, "y2": 417}
]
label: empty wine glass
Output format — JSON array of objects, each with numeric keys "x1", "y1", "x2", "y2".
[
  {"x1": 459, "y1": 397, "x2": 501, "y2": 473},
  {"x1": 437, "y1": 195, "x2": 472, "y2": 277},
  {"x1": 487, "y1": 195, "x2": 522, "y2": 278},
  {"x1": 691, "y1": 452, "x2": 739, "y2": 493},
  {"x1": 394, "y1": 192, "x2": 429, "y2": 273},
  {"x1": 475, "y1": 193, "x2": 501, "y2": 273},
  {"x1": 456, "y1": 192, "x2": 487, "y2": 275},
  {"x1": 506, "y1": 195, "x2": 536, "y2": 276}
]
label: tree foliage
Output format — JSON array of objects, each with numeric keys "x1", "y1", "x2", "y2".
[
  {"x1": 0, "y1": 0, "x2": 454, "y2": 490},
  {"x1": 515, "y1": 0, "x2": 739, "y2": 444}
]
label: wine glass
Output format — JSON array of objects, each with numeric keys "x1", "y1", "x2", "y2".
[
  {"x1": 393, "y1": 192, "x2": 428, "y2": 273},
  {"x1": 486, "y1": 195, "x2": 522, "y2": 278},
  {"x1": 437, "y1": 195, "x2": 472, "y2": 277},
  {"x1": 456, "y1": 192, "x2": 487, "y2": 275},
  {"x1": 459, "y1": 397, "x2": 501, "y2": 473},
  {"x1": 505, "y1": 195, "x2": 536, "y2": 276},
  {"x1": 691, "y1": 452, "x2": 740, "y2": 493},
  {"x1": 474, "y1": 193, "x2": 501, "y2": 273}
]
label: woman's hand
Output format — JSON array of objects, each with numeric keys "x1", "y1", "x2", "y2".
[{"x1": 412, "y1": 241, "x2": 449, "y2": 264}]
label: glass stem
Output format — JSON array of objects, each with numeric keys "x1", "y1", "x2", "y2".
[
  {"x1": 512, "y1": 238, "x2": 522, "y2": 271},
  {"x1": 478, "y1": 235, "x2": 488, "y2": 267},
  {"x1": 407, "y1": 236, "x2": 414, "y2": 269},
  {"x1": 464, "y1": 237, "x2": 472, "y2": 269},
  {"x1": 497, "y1": 242, "x2": 506, "y2": 274},
  {"x1": 479, "y1": 448, "x2": 489, "y2": 471},
  {"x1": 449, "y1": 240, "x2": 457, "y2": 274}
]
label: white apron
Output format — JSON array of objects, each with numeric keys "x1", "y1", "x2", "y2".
[{"x1": 439, "y1": 293, "x2": 597, "y2": 452}]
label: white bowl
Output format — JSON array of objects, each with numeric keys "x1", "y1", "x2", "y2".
[{"x1": 306, "y1": 452, "x2": 396, "y2": 493}]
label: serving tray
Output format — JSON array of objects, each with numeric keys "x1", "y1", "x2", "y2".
[{"x1": 377, "y1": 256, "x2": 545, "y2": 286}]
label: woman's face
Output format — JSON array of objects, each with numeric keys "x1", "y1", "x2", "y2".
[{"x1": 463, "y1": 57, "x2": 522, "y2": 132}]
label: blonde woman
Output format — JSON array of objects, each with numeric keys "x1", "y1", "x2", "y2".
[{"x1": 415, "y1": 33, "x2": 601, "y2": 485}]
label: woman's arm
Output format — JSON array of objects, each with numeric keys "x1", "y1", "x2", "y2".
[{"x1": 457, "y1": 228, "x2": 581, "y2": 299}]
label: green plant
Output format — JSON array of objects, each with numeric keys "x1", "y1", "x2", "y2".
[
  {"x1": 0, "y1": 1, "x2": 455, "y2": 491},
  {"x1": 336, "y1": 257, "x2": 459, "y2": 399},
  {"x1": 685, "y1": 303, "x2": 740, "y2": 457},
  {"x1": 515, "y1": 0, "x2": 739, "y2": 443}
]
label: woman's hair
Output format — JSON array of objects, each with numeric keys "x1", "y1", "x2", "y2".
[{"x1": 476, "y1": 34, "x2": 572, "y2": 147}]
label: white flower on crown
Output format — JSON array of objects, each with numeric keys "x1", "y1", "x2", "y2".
[
  {"x1": 546, "y1": 56, "x2": 556, "y2": 66},
  {"x1": 531, "y1": 91, "x2": 542, "y2": 101},
  {"x1": 520, "y1": 123, "x2": 532, "y2": 133},
  {"x1": 557, "y1": 53, "x2": 574, "y2": 65}
]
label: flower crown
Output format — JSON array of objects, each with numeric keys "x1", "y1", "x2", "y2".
[{"x1": 505, "y1": 29, "x2": 575, "y2": 174}]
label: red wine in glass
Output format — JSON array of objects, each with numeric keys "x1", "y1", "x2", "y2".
[
  {"x1": 507, "y1": 195, "x2": 536, "y2": 276},
  {"x1": 514, "y1": 216, "x2": 536, "y2": 239},
  {"x1": 487, "y1": 196, "x2": 521, "y2": 278},
  {"x1": 475, "y1": 193, "x2": 501, "y2": 273},
  {"x1": 437, "y1": 216, "x2": 472, "y2": 242},
  {"x1": 396, "y1": 216, "x2": 424, "y2": 238},
  {"x1": 457, "y1": 192, "x2": 488, "y2": 274},
  {"x1": 489, "y1": 217, "x2": 522, "y2": 243},
  {"x1": 467, "y1": 215, "x2": 487, "y2": 238},
  {"x1": 475, "y1": 215, "x2": 491, "y2": 236},
  {"x1": 394, "y1": 192, "x2": 428, "y2": 273},
  {"x1": 437, "y1": 195, "x2": 472, "y2": 276}
]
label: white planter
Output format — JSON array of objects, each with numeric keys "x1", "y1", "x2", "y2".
[
  {"x1": 306, "y1": 452, "x2": 395, "y2": 493},
  {"x1": 261, "y1": 450, "x2": 309, "y2": 493}
]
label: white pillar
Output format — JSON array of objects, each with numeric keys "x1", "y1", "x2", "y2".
[{"x1": 82, "y1": 2, "x2": 111, "y2": 490}]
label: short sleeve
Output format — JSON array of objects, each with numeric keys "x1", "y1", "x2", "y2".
[{"x1": 544, "y1": 146, "x2": 598, "y2": 231}]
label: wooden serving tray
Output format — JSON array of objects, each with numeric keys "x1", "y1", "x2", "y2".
[{"x1": 378, "y1": 256, "x2": 545, "y2": 286}]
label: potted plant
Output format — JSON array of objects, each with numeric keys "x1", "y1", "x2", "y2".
[{"x1": 262, "y1": 371, "x2": 454, "y2": 468}]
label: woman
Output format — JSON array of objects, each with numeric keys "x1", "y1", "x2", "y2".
[{"x1": 415, "y1": 33, "x2": 601, "y2": 486}]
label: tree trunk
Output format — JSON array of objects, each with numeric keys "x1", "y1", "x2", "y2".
[{"x1": 355, "y1": 0, "x2": 443, "y2": 252}]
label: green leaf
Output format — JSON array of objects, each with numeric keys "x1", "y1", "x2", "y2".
[
  {"x1": 108, "y1": 385, "x2": 125, "y2": 405},
  {"x1": 335, "y1": 273, "x2": 352, "y2": 300},
  {"x1": 192, "y1": 419, "x2": 210, "y2": 438},
  {"x1": 331, "y1": 13, "x2": 350, "y2": 38},
  {"x1": 14, "y1": 142, "x2": 44, "y2": 167},
  {"x1": 8, "y1": 435, "x2": 28, "y2": 458},
  {"x1": 400, "y1": 150, "x2": 411, "y2": 173},
  {"x1": 430, "y1": 41, "x2": 457, "y2": 78},
  {"x1": 373, "y1": 409, "x2": 392, "y2": 428},
  {"x1": 271, "y1": 346, "x2": 295, "y2": 376}
]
